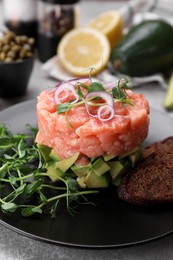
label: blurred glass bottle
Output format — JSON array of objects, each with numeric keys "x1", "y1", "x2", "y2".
[
  {"x1": 2, "y1": 0, "x2": 38, "y2": 40},
  {"x1": 37, "y1": 0, "x2": 80, "y2": 63}
]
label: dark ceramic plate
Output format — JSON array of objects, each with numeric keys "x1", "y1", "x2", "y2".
[{"x1": 0, "y1": 99, "x2": 173, "y2": 248}]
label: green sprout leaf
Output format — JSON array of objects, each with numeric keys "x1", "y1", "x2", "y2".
[
  {"x1": 21, "y1": 206, "x2": 42, "y2": 217},
  {"x1": 57, "y1": 103, "x2": 71, "y2": 114},
  {"x1": 1, "y1": 202, "x2": 18, "y2": 213},
  {"x1": 26, "y1": 180, "x2": 42, "y2": 196},
  {"x1": 77, "y1": 86, "x2": 85, "y2": 99},
  {"x1": 89, "y1": 82, "x2": 105, "y2": 92},
  {"x1": 0, "y1": 136, "x2": 13, "y2": 149}
]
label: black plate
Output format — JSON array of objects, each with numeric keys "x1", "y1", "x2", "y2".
[{"x1": 0, "y1": 99, "x2": 173, "y2": 248}]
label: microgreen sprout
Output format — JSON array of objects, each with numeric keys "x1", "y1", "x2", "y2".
[
  {"x1": 112, "y1": 78, "x2": 133, "y2": 106},
  {"x1": 0, "y1": 124, "x2": 98, "y2": 218}
]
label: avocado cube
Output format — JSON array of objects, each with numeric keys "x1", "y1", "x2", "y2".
[
  {"x1": 108, "y1": 160, "x2": 130, "y2": 180},
  {"x1": 37, "y1": 144, "x2": 51, "y2": 162},
  {"x1": 113, "y1": 175, "x2": 122, "y2": 187},
  {"x1": 47, "y1": 164, "x2": 65, "y2": 182},
  {"x1": 92, "y1": 158, "x2": 110, "y2": 176},
  {"x1": 49, "y1": 149, "x2": 61, "y2": 162},
  {"x1": 128, "y1": 147, "x2": 142, "y2": 167},
  {"x1": 103, "y1": 154, "x2": 116, "y2": 161},
  {"x1": 54, "y1": 152, "x2": 80, "y2": 173},
  {"x1": 84, "y1": 170, "x2": 109, "y2": 188},
  {"x1": 71, "y1": 163, "x2": 91, "y2": 177}
]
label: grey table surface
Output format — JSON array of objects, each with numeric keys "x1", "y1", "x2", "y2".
[{"x1": 1, "y1": 1, "x2": 173, "y2": 260}]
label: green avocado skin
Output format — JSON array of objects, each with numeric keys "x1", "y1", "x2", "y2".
[{"x1": 111, "y1": 20, "x2": 173, "y2": 76}]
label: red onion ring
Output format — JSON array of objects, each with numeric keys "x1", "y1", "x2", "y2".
[
  {"x1": 54, "y1": 83, "x2": 79, "y2": 104},
  {"x1": 85, "y1": 91, "x2": 114, "y2": 120},
  {"x1": 97, "y1": 105, "x2": 115, "y2": 121},
  {"x1": 85, "y1": 91, "x2": 114, "y2": 106},
  {"x1": 45, "y1": 88, "x2": 56, "y2": 102}
]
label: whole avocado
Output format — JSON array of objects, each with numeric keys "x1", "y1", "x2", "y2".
[{"x1": 111, "y1": 19, "x2": 173, "y2": 76}]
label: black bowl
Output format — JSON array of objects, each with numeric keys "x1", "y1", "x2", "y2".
[{"x1": 0, "y1": 56, "x2": 34, "y2": 98}]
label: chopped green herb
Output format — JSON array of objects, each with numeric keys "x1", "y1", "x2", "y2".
[{"x1": 57, "y1": 102, "x2": 72, "y2": 114}]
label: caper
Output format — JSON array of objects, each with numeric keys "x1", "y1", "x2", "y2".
[
  {"x1": 4, "y1": 33, "x2": 15, "y2": 44},
  {"x1": 20, "y1": 35, "x2": 28, "y2": 43},
  {"x1": 4, "y1": 31, "x2": 15, "y2": 38},
  {"x1": 7, "y1": 50, "x2": 16, "y2": 59},
  {"x1": 23, "y1": 44, "x2": 31, "y2": 50},
  {"x1": 1, "y1": 37, "x2": 8, "y2": 45},
  {"x1": 28, "y1": 38, "x2": 35, "y2": 45},
  {"x1": 0, "y1": 30, "x2": 35, "y2": 63},
  {"x1": 26, "y1": 51, "x2": 33, "y2": 58},
  {"x1": 2, "y1": 45, "x2": 10, "y2": 53},
  {"x1": 15, "y1": 36, "x2": 22, "y2": 44},
  {"x1": 5, "y1": 57, "x2": 13, "y2": 62},
  {"x1": 10, "y1": 41, "x2": 15, "y2": 46},
  {"x1": 0, "y1": 52, "x2": 6, "y2": 61},
  {"x1": 11, "y1": 45, "x2": 21, "y2": 53},
  {"x1": 19, "y1": 48, "x2": 27, "y2": 59}
]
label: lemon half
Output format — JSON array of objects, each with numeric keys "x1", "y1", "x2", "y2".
[
  {"x1": 87, "y1": 10, "x2": 123, "y2": 49},
  {"x1": 58, "y1": 27, "x2": 111, "y2": 76}
]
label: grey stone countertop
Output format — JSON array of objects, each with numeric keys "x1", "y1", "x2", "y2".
[{"x1": 1, "y1": 1, "x2": 173, "y2": 260}]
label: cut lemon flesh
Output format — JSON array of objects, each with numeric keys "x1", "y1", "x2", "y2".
[
  {"x1": 87, "y1": 10, "x2": 123, "y2": 49},
  {"x1": 58, "y1": 27, "x2": 111, "y2": 76},
  {"x1": 164, "y1": 73, "x2": 173, "y2": 110}
]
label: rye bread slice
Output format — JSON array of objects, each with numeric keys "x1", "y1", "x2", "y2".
[{"x1": 118, "y1": 137, "x2": 173, "y2": 205}]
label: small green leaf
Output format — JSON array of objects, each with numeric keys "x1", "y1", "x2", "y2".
[
  {"x1": 78, "y1": 82, "x2": 90, "y2": 91},
  {"x1": 113, "y1": 87, "x2": 126, "y2": 100},
  {"x1": 1, "y1": 202, "x2": 18, "y2": 213},
  {"x1": 0, "y1": 127, "x2": 5, "y2": 136},
  {"x1": 9, "y1": 176, "x2": 17, "y2": 185},
  {"x1": 89, "y1": 82, "x2": 105, "y2": 92},
  {"x1": 21, "y1": 206, "x2": 42, "y2": 217},
  {"x1": 0, "y1": 137, "x2": 13, "y2": 148},
  {"x1": 15, "y1": 184, "x2": 26, "y2": 194},
  {"x1": 69, "y1": 194, "x2": 78, "y2": 203},
  {"x1": 50, "y1": 200, "x2": 59, "y2": 218},
  {"x1": 26, "y1": 180, "x2": 42, "y2": 195},
  {"x1": 66, "y1": 178, "x2": 79, "y2": 192},
  {"x1": 77, "y1": 86, "x2": 84, "y2": 99},
  {"x1": 57, "y1": 103, "x2": 71, "y2": 114},
  {"x1": 39, "y1": 192, "x2": 47, "y2": 203},
  {"x1": 4, "y1": 154, "x2": 15, "y2": 161}
]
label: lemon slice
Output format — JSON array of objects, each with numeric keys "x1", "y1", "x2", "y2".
[
  {"x1": 164, "y1": 73, "x2": 173, "y2": 111},
  {"x1": 57, "y1": 27, "x2": 111, "y2": 76},
  {"x1": 87, "y1": 10, "x2": 123, "y2": 49}
]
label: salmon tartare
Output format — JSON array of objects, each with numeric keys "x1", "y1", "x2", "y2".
[{"x1": 35, "y1": 78, "x2": 150, "y2": 166}]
